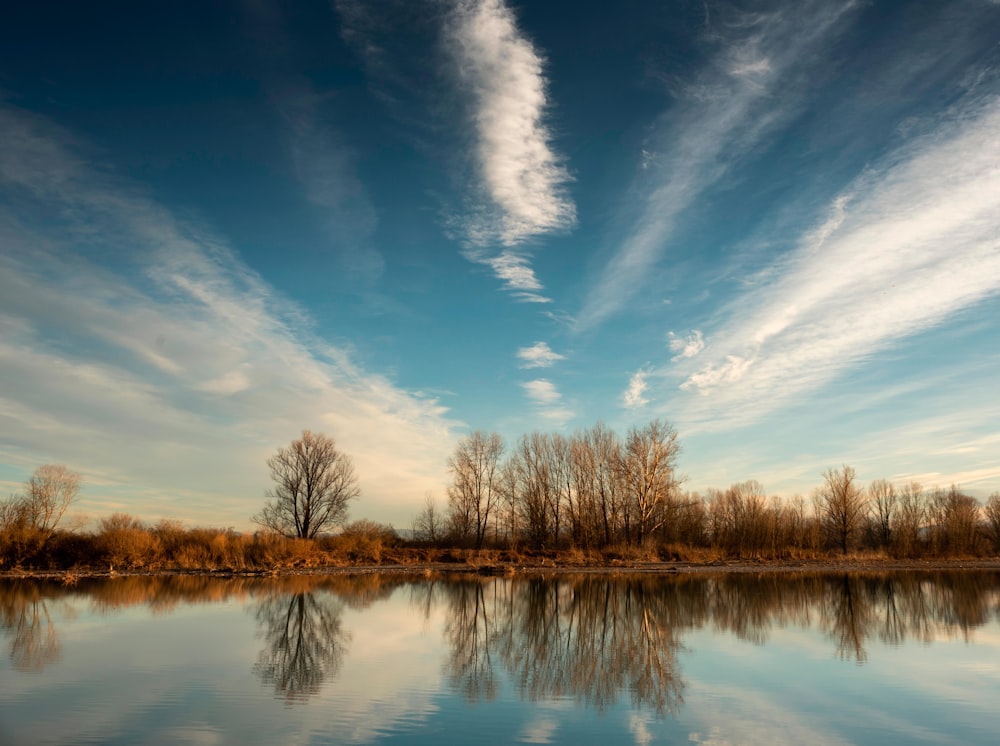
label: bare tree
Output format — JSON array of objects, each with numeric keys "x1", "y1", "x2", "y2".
[
  {"x1": 620, "y1": 420, "x2": 682, "y2": 545},
  {"x1": 816, "y1": 466, "x2": 867, "y2": 554},
  {"x1": 928, "y1": 486, "x2": 980, "y2": 555},
  {"x1": 892, "y1": 481, "x2": 925, "y2": 558},
  {"x1": 868, "y1": 478, "x2": 897, "y2": 550},
  {"x1": 0, "y1": 465, "x2": 81, "y2": 565},
  {"x1": 24, "y1": 465, "x2": 81, "y2": 535},
  {"x1": 412, "y1": 493, "x2": 443, "y2": 544},
  {"x1": 985, "y1": 493, "x2": 1000, "y2": 553},
  {"x1": 446, "y1": 431, "x2": 504, "y2": 549},
  {"x1": 253, "y1": 431, "x2": 359, "y2": 539}
]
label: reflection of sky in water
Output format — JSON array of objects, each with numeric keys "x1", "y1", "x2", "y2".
[{"x1": 1, "y1": 573, "x2": 998, "y2": 745}]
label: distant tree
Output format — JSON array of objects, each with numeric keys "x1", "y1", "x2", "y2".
[
  {"x1": 446, "y1": 431, "x2": 504, "y2": 549},
  {"x1": 892, "y1": 481, "x2": 925, "y2": 558},
  {"x1": 412, "y1": 493, "x2": 443, "y2": 544},
  {"x1": 816, "y1": 466, "x2": 867, "y2": 554},
  {"x1": 985, "y1": 493, "x2": 1000, "y2": 553},
  {"x1": 928, "y1": 486, "x2": 980, "y2": 555},
  {"x1": 868, "y1": 479, "x2": 897, "y2": 549},
  {"x1": 253, "y1": 431, "x2": 359, "y2": 539}
]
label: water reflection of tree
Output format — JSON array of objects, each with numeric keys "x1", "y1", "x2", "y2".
[
  {"x1": 441, "y1": 577, "x2": 688, "y2": 716},
  {"x1": 252, "y1": 590, "x2": 350, "y2": 703},
  {"x1": 0, "y1": 582, "x2": 64, "y2": 671},
  {"x1": 443, "y1": 581, "x2": 498, "y2": 700},
  {"x1": 434, "y1": 571, "x2": 1000, "y2": 713}
]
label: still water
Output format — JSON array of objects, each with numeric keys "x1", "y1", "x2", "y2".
[{"x1": 1, "y1": 571, "x2": 998, "y2": 745}]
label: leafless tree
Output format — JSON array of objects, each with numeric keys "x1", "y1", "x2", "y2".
[
  {"x1": 868, "y1": 478, "x2": 897, "y2": 550},
  {"x1": 0, "y1": 465, "x2": 81, "y2": 565},
  {"x1": 446, "y1": 431, "x2": 504, "y2": 549},
  {"x1": 569, "y1": 423, "x2": 624, "y2": 547},
  {"x1": 620, "y1": 420, "x2": 682, "y2": 545},
  {"x1": 892, "y1": 481, "x2": 925, "y2": 558},
  {"x1": 985, "y1": 493, "x2": 1000, "y2": 553},
  {"x1": 253, "y1": 431, "x2": 359, "y2": 539},
  {"x1": 25, "y1": 465, "x2": 81, "y2": 534},
  {"x1": 412, "y1": 493, "x2": 443, "y2": 544},
  {"x1": 816, "y1": 466, "x2": 867, "y2": 554},
  {"x1": 928, "y1": 486, "x2": 980, "y2": 555}
]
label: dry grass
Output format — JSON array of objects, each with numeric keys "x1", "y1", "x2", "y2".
[{"x1": 2, "y1": 512, "x2": 997, "y2": 574}]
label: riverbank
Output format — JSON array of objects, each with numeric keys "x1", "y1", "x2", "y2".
[{"x1": 5, "y1": 556, "x2": 1000, "y2": 581}]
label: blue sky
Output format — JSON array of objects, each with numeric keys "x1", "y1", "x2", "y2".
[{"x1": 1, "y1": 0, "x2": 998, "y2": 529}]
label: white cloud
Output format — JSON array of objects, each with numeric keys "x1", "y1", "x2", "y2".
[
  {"x1": 522, "y1": 379, "x2": 561, "y2": 405},
  {"x1": 445, "y1": 0, "x2": 575, "y2": 247},
  {"x1": 577, "y1": 0, "x2": 859, "y2": 330},
  {"x1": 0, "y1": 103, "x2": 459, "y2": 527},
  {"x1": 517, "y1": 342, "x2": 564, "y2": 369},
  {"x1": 623, "y1": 369, "x2": 649, "y2": 409},
  {"x1": 521, "y1": 379, "x2": 573, "y2": 425},
  {"x1": 676, "y1": 95, "x2": 1000, "y2": 426},
  {"x1": 468, "y1": 249, "x2": 551, "y2": 302},
  {"x1": 668, "y1": 330, "x2": 705, "y2": 360}
]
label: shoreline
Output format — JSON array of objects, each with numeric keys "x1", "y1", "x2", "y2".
[{"x1": 4, "y1": 557, "x2": 1000, "y2": 580}]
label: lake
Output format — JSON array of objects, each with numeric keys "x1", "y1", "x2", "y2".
[{"x1": 1, "y1": 571, "x2": 998, "y2": 745}]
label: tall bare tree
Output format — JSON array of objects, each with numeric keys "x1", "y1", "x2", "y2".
[
  {"x1": 447, "y1": 431, "x2": 504, "y2": 549},
  {"x1": 816, "y1": 465, "x2": 867, "y2": 554},
  {"x1": 253, "y1": 431, "x2": 359, "y2": 539},
  {"x1": 620, "y1": 420, "x2": 681, "y2": 545},
  {"x1": 868, "y1": 478, "x2": 897, "y2": 550}
]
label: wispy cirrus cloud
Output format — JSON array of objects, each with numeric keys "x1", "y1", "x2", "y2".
[
  {"x1": 674, "y1": 94, "x2": 1000, "y2": 427},
  {"x1": 0, "y1": 102, "x2": 458, "y2": 526},
  {"x1": 444, "y1": 0, "x2": 574, "y2": 300},
  {"x1": 517, "y1": 341, "x2": 564, "y2": 369},
  {"x1": 445, "y1": 0, "x2": 575, "y2": 246},
  {"x1": 577, "y1": 0, "x2": 859, "y2": 330},
  {"x1": 476, "y1": 249, "x2": 552, "y2": 302}
]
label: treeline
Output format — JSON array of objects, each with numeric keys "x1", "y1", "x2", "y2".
[
  {"x1": 4, "y1": 421, "x2": 1000, "y2": 571},
  {"x1": 425, "y1": 421, "x2": 1000, "y2": 558}
]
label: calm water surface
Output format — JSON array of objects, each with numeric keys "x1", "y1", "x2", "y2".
[{"x1": 1, "y1": 571, "x2": 998, "y2": 745}]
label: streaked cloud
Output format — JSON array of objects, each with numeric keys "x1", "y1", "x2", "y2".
[
  {"x1": 675, "y1": 95, "x2": 1000, "y2": 427},
  {"x1": 470, "y1": 249, "x2": 552, "y2": 302},
  {"x1": 445, "y1": 0, "x2": 575, "y2": 247},
  {"x1": 0, "y1": 103, "x2": 458, "y2": 526},
  {"x1": 517, "y1": 342, "x2": 565, "y2": 369},
  {"x1": 577, "y1": 0, "x2": 859, "y2": 329}
]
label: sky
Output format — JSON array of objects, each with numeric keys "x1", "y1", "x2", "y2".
[{"x1": 1, "y1": 0, "x2": 999, "y2": 530}]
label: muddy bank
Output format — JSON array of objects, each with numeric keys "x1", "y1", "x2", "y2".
[{"x1": 5, "y1": 557, "x2": 1000, "y2": 581}]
